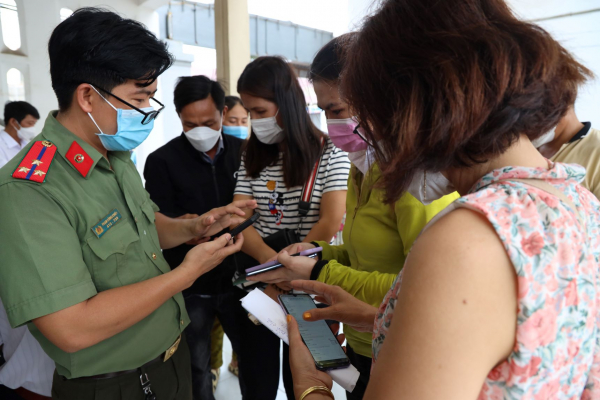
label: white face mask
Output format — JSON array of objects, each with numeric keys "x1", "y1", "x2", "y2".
[
  {"x1": 252, "y1": 110, "x2": 284, "y2": 144},
  {"x1": 13, "y1": 121, "x2": 37, "y2": 141},
  {"x1": 348, "y1": 148, "x2": 375, "y2": 174},
  {"x1": 407, "y1": 170, "x2": 455, "y2": 205},
  {"x1": 531, "y1": 127, "x2": 556, "y2": 148},
  {"x1": 184, "y1": 117, "x2": 222, "y2": 153}
]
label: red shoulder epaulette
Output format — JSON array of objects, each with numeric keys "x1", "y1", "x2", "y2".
[
  {"x1": 65, "y1": 141, "x2": 93, "y2": 178},
  {"x1": 12, "y1": 140, "x2": 58, "y2": 183}
]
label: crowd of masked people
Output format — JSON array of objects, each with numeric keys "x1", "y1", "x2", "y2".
[{"x1": 1, "y1": 0, "x2": 600, "y2": 399}]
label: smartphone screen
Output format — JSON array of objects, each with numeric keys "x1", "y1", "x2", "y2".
[{"x1": 279, "y1": 294, "x2": 350, "y2": 370}]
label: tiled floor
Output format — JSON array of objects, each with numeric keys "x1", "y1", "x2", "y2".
[{"x1": 215, "y1": 335, "x2": 347, "y2": 399}]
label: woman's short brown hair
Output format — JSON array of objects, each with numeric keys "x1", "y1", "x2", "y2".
[{"x1": 341, "y1": 0, "x2": 592, "y2": 203}]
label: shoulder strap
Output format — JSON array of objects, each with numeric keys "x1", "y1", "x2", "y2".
[
  {"x1": 508, "y1": 178, "x2": 584, "y2": 227},
  {"x1": 298, "y1": 137, "x2": 326, "y2": 217},
  {"x1": 12, "y1": 140, "x2": 57, "y2": 183}
]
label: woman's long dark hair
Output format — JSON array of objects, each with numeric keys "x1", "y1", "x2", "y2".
[
  {"x1": 237, "y1": 56, "x2": 324, "y2": 188},
  {"x1": 342, "y1": 0, "x2": 591, "y2": 203}
]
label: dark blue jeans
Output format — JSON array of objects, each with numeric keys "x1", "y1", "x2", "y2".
[{"x1": 184, "y1": 291, "x2": 243, "y2": 400}]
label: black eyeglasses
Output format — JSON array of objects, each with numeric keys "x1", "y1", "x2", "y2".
[
  {"x1": 353, "y1": 124, "x2": 370, "y2": 144},
  {"x1": 87, "y1": 83, "x2": 165, "y2": 125}
]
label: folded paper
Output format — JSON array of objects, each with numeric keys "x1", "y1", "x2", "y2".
[{"x1": 240, "y1": 288, "x2": 360, "y2": 393}]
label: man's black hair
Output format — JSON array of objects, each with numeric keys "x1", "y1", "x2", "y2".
[
  {"x1": 4, "y1": 101, "x2": 40, "y2": 126},
  {"x1": 48, "y1": 7, "x2": 174, "y2": 111},
  {"x1": 174, "y1": 76, "x2": 225, "y2": 114}
]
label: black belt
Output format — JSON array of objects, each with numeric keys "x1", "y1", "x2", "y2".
[{"x1": 70, "y1": 335, "x2": 182, "y2": 381}]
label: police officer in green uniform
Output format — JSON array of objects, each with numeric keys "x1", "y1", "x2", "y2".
[{"x1": 0, "y1": 8, "x2": 255, "y2": 400}]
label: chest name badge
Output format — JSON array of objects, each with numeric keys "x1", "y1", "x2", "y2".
[{"x1": 92, "y1": 209, "x2": 122, "y2": 238}]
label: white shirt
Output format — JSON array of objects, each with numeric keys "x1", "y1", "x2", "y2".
[
  {"x1": 0, "y1": 298, "x2": 54, "y2": 395},
  {"x1": 0, "y1": 129, "x2": 28, "y2": 169}
]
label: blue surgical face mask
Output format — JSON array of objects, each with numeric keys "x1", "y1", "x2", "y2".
[
  {"x1": 88, "y1": 86, "x2": 155, "y2": 151},
  {"x1": 222, "y1": 125, "x2": 248, "y2": 140}
]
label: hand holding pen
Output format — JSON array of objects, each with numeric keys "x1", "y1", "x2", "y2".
[{"x1": 245, "y1": 246, "x2": 323, "y2": 283}]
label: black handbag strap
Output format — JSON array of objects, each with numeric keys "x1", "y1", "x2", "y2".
[{"x1": 298, "y1": 137, "x2": 326, "y2": 217}]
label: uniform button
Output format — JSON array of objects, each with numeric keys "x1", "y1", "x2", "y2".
[
  {"x1": 180, "y1": 319, "x2": 184, "y2": 325},
  {"x1": 152, "y1": 253, "x2": 157, "y2": 260},
  {"x1": 134, "y1": 217, "x2": 138, "y2": 223},
  {"x1": 144, "y1": 230, "x2": 147, "y2": 235}
]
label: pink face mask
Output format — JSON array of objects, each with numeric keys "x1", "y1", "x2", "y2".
[{"x1": 326, "y1": 118, "x2": 370, "y2": 153}]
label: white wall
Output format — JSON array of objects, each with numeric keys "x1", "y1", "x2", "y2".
[
  {"x1": 343, "y1": 0, "x2": 600, "y2": 128},
  {"x1": 15, "y1": 0, "x2": 153, "y2": 119},
  {"x1": 507, "y1": 1, "x2": 600, "y2": 128},
  {"x1": 137, "y1": 40, "x2": 193, "y2": 178},
  {"x1": 0, "y1": 0, "x2": 193, "y2": 176}
]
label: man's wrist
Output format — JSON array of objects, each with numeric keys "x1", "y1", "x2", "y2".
[
  {"x1": 186, "y1": 217, "x2": 200, "y2": 238},
  {"x1": 172, "y1": 263, "x2": 196, "y2": 290}
]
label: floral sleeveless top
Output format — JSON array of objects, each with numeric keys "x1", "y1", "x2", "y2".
[{"x1": 372, "y1": 162, "x2": 600, "y2": 399}]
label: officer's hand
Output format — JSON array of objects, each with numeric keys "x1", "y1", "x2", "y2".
[
  {"x1": 176, "y1": 213, "x2": 211, "y2": 245},
  {"x1": 192, "y1": 200, "x2": 258, "y2": 238},
  {"x1": 181, "y1": 232, "x2": 244, "y2": 282}
]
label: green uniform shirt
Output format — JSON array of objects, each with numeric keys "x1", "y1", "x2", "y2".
[
  {"x1": 0, "y1": 112, "x2": 190, "y2": 378},
  {"x1": 316, "y1": 165, "x2": 458, "y2": 357}
]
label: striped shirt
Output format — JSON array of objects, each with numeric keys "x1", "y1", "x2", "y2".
[
  {"x1": 0, "y1": 298, "x2": 54, "y2": 396},
  {"x1": 234, "y1": 137, "x2": 350, "y2": 239}
]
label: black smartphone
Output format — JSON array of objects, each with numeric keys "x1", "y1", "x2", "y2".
[
  {"x1": 229, "y1": 213, "x2": 260, "y2": 238},
  {"x1": 279, "y1": 293, "x2": 350, "y2": 371}
]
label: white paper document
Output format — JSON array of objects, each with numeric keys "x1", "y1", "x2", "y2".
[{"x1": 240, "y1": 288, "x2": 361, "y2": 393}]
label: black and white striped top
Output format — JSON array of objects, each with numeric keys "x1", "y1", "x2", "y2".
[{"x1": 234, "y1": 137, "x2": 350, "y2": 239}]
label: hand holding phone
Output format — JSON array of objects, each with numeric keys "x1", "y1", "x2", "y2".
[
  {"x1": 286, "y1": 315, "x2": 334, "y2": 398},
  {"x1": 229, "y1": 213, "x2": 260, "y2": 239},
  {"x1": 279, "y1": 293, "x2": 350, "y2": 371}
]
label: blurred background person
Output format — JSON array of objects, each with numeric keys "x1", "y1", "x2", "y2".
[
  {"x1": 0, "y1": 101, "x2": 47, "y2": 400},
  {"x1": 0, "y1": 101, "x2": 39, "y2": 169},
  {"x1": 284, "y1": 0, "x2": 600, "y2": 398},
  {"x1": 247, "y1": 34, "x2": 457, "y2": 400},
  {"x1": 232, "y1": 55, "x2": 350, "y2": 400},
  {"x1": 222, "y1": 96, "x2": 249, "y2": 140},
  {"x1": 208, "y1": 95, "x2": 248, "y2": 388},
  {"x1": 144, "y1": 75, "x2": 245, "y2": 400},
  {"x1": 534, "y1": 105, "x2": 600, "y2": 199},
  {"x1": 0, "y1": 298, "x2": 54, "y2": 400}
]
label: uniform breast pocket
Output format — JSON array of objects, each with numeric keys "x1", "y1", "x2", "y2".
[
  {"x1": 141, "y1": 200, "x2": 162, "y2": 249},
  {"x1": 85, "y1": 220, "x2": 147, "y2": 291}
]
